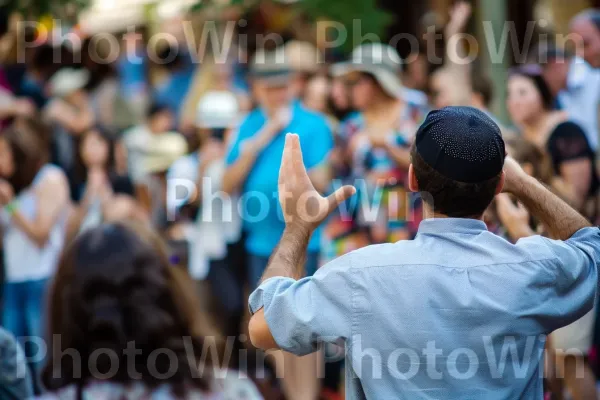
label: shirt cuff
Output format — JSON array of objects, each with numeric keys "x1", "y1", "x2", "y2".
[{"x1": 248, "y1": 276, "x2": 295, "y2": 316}]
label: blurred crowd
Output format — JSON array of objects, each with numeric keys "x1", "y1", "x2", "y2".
[{"x1": 0, "y1": 2, "x2": 599, "y2": 399}]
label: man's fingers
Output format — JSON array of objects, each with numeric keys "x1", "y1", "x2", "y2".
[
  {"x1": 279, "y1": 134, "x2": 293, "y2": 184},
  {"x1": 327, "y1": 185, "x2": 357, "y2": 213},
  {"x1": 495, "y1": 193, "x2": 517, "y2": 212},
  {"x1": 282, "y1": 133, "x2": 292, "y2": 163},
  {"x1": 288, "y1": 133, "x2": 304, "y2": 168},
  {"x1": 516, "y1": 201, "x2": 529, "y2": 214}
]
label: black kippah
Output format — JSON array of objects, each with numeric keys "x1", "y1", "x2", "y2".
[{"x1": 415, "y1": 106, "x2": 505, "y2": 183}]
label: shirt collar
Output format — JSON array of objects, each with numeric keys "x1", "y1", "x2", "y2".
[
  {"x1": 417, "y1": 218, "x2": 488, "y2": 235},
  {"x1": 566, "y1": 57, "x2": 590, "y2": 91}
]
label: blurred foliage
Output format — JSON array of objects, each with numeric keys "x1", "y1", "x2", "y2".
[
  {"x1": 300, "y1": 0, "x2": 393, "y2": 43},
  {"x1": 1, "y1": 0, "x2": 86, "y2": 18},
  {"x1": 193, "y1": 0, "x2": 393, "y2": 52},
  {"x1": 1, "y1": 0, "x2": 393, "y2": 52}
]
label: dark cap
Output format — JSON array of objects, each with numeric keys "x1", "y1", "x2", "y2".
[
  {"x1": 415, "y1": 106, "x2": 505, "y2": 183},
  {"x1": 249, "y1": 49, "x2": 292, "y2": 86}
]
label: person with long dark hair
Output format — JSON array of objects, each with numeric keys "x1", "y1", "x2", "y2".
[
  {"x1": 65, "y1": 126, "x2": 138, "y2": 241},
  {"x1": 507, "y1": 65, "x2": 599, "y2": 216},
  {"x1": 0, "y1": 120, "x2": 70, "y2": 389},
  {"x1": 40, "y1": 222, "x2": 260, "y2": 399},
  {"x1": 507, "y1": 65, "x2": 599, "y2": 400}
]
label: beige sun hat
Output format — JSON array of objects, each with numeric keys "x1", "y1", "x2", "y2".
[
  {"x1": 143, "y1": 132, "x2": 188, "y2": 174},
  {"x1": 331, "y1": 43, "x2": 404, "y2": 99},
  {"x1": 284, "y1": 40, "x2": 322, "y2": 73}
]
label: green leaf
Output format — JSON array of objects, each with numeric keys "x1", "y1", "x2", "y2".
[{"x1": 298, "y1": 0, "x2": 393, "y2": 52}]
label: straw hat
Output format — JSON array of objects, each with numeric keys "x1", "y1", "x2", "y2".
[
  {"x1": 331, "y1": 43, "x2": 404, "y2": 99},
  {"x1": 284, "y1": 40, "x2": 321, "y2": 73},
  {"x1": 143, "y1": 132, "x2": 188, "y2": 174}
]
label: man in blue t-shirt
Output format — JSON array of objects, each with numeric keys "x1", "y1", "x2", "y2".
[
  {"x1": 223, "y1": 48, "x2": 332, "y2": 400},
  {"x1": 223, "y1": 50, "x2": 333, "y2": 289}
]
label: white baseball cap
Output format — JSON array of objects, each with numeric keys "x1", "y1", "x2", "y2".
[
  {"x1": 195, "y1": 91, "x2": 240, "y2": 129},
  {"x1": 48, "y1": 68, "x2": 90, "y2": 98}
]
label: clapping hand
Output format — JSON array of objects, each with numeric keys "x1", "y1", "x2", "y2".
[
  {"x1": 278, "y1": 133, "x2": 356, "y2": 234},
  {"x1": 200, "y1": 139, "x2": 225, "y2": 166},
  {"x1": 496, "y1": 193, "x2": 533, "y2": 240},
  {"x1": 249, "y1": 107, "x2": 293, "y2": 153},
  {"x1": 84, "y1": 169, "x2": 112, "y2": 206},
  {"x1": 0, "y1": 179, "x2": 14, "y2": 206}
]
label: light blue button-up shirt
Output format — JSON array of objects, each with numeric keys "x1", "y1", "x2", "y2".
[
  {"x1": 249, "y1": 218, "x2": 600, "y2": 399},
  {"x1": 558, "y1": 57, "x2": 600, "y2": 151}
]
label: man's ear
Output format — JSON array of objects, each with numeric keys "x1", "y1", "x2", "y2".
[
  {"x1": 408, "y1": 164, "x2": 419, "y2": 192},
  {"x1": 495, "y1": 171, "x2": 505, "y2": 195}
]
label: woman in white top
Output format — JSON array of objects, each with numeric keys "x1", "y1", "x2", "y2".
[{"x1": 0, "y1": 122, "x2": 70, "y2": 388}]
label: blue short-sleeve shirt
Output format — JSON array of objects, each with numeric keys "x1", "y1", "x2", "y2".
[{"x1": 226, "y1": 103, "x2": 333, "y2": 257}]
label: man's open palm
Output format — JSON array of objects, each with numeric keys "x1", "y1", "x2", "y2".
[{"x1": 279, "y1": 133, "x2": 356, "y2": 232}]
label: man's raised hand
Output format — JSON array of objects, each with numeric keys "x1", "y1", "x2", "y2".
[{"x1": 278, "y1": 133, "x2": 356, "y2": 234}]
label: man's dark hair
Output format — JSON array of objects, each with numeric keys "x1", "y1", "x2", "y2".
[
  {"x1": 156, "y1": 43, "x2": 183, "y2": 70},
  {"x1": 528, "y1": 43, "x2": 574, "y2": 68},
  {"x1": 147, "y1": 102, "x2": 171, "y2": 119},
  {"x1": 410, "y1": 146, "x2": 502, "y2": 218},
  {"x1": 470, "y1": 71, "x2": 494, "y2": 109},
  {"x1": 592, "y1": 10, "x2": 600, "y2": 31},
  {"x1": 574, "y1": 9, "x2": 600, "y2": 32}
]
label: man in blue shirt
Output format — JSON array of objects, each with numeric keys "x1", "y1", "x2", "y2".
[
  {"x1": 570, "y1": 9, "x2": 600, "y2": 69},
  {"x1": 223, "y1": 50, "x2": 332, "y2": 288},
  {"x1": 223, "y1": 48, "x2": 332, "y2": 399},
  {"x1": 539, "y1": 46, "x2": 600, "y2": 152},
  {"x1": 248, "y1": 107, "x2": 600, "y2": 399}
]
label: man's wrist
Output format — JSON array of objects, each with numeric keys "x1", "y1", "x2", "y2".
[
  {"x1": 283, "y1": 223, "x2": 312, "y2": 242},
  {"x1": 506, "y1": 174, "x2": 535, "y2": 198},
  {"x1": 242, "y1": 138, "x2": 262, "y2": 155}
]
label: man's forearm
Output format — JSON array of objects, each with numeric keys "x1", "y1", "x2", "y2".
[
  {"x1": 260, "y1": 226, "x2": 311, "y2": 283},
  {"x1": 222, "y1": 150, "x2": 258, "y2": 195},
  {"x1": 512, "y1": 175, "x2": 591, "y2": 240}
]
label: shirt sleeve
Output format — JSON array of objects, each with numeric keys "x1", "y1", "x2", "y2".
[
  {"x1": 248, "y1": 252, "x2": 354, "y2": 356},
  {"x1": 547, "y1": 122, "x2": 593, "y2": 165},
  {"x1": 225, "y1": 127, "x2": 243, "y2": 166},
  {"x1": 520, "y1": 227, "x2": 600, "y2": 331}
]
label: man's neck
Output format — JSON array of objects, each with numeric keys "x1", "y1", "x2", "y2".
[
  {"x1": 263, "y1": 103, "x2": 291, "y2": 118},
  {"x1": 421, "y1": 204, "x2": 484, "y2": 222}
]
